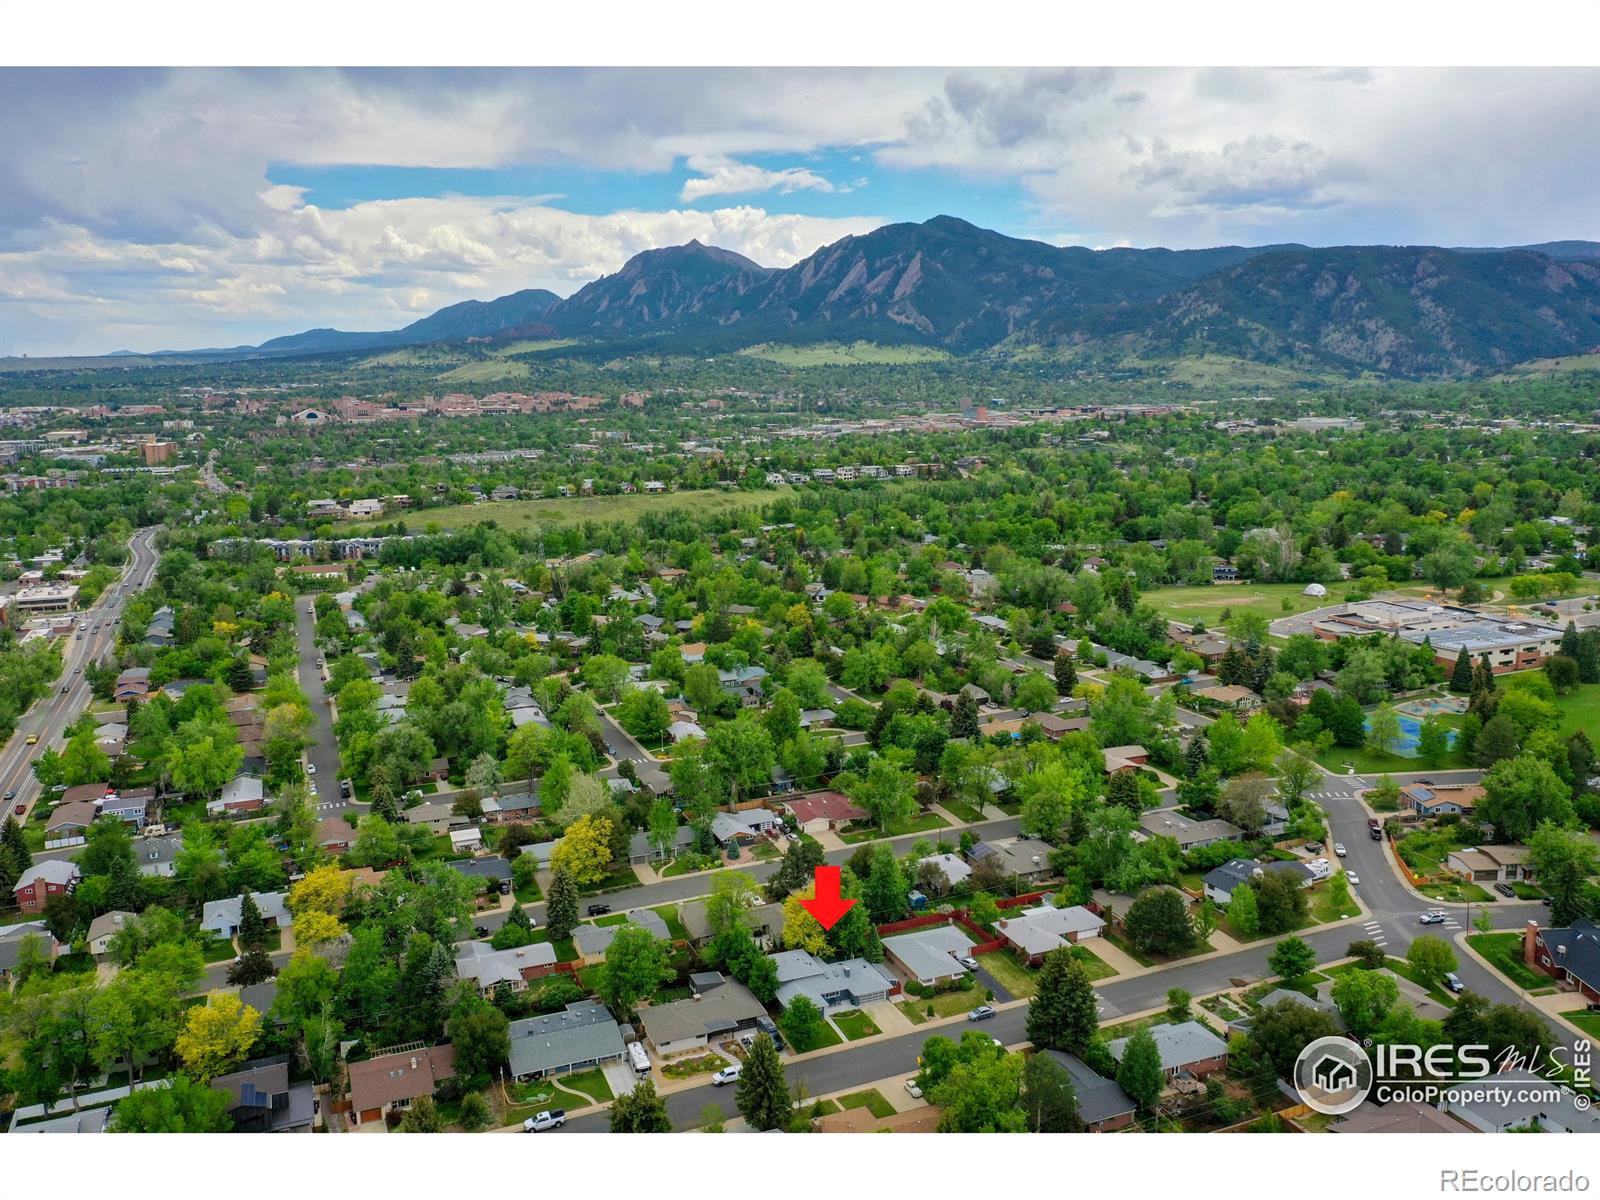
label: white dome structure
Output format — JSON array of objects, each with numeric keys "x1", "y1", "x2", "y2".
[{"x1": 1302, "y1": 582, "x2": 1328, "y2": 597}]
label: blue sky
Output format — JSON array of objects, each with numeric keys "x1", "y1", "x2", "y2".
[{"x1": 1, "y1": 66, "x2": 1594, "y2": 355}]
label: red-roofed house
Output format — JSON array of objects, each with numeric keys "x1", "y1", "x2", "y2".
[{"x1": 783, "y1": 791, "x2": 867, "y2": 835}]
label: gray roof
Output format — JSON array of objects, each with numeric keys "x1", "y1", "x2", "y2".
[
  {"x1": 770, "y1": 950, "x2": 895, "y2": 1010},
  {"x1": 572, "y1": 910, "x2": 671, "y2": 958},
  {"x1": 1108, "y1": 1020, "x2": 1229, "y2": 1074},
  {"x1": 1042, "y1": 1050, "x2": 1137, "y2": 1125},
  {"x1": 0, "y1": 922, "x2": 57, "y2": 974},
  {"x1": 210, "y1": 1055, "x2": 316, "y2": 1131},
  {"x1": 968, "y1": 837, "x2": 1053, "y2": 876},
  {"x1": 200, "y1": 890, "x2": 288, "y2": 932},
  {"x1": 994, "y1": 904, "x2": 1105, "y2": 957},
  {"x1": 919, "y1": 852, "x2": 972, "y2": 888},
  {"x1": 881, "y1": 924, "x2": 975, "y2": 980},
  {"x1": 678, "y1": 897, "x2": 777, "y2": 943},
  {"x1": 640, "y1": 977, "x2": 765, "y2": 1046},
  {"x1": 508, "y1": 1001, "x2": 626, "y2": 1078},
  {"x1": 454, "y1": 939, "x2": 557, "y2": 988}
]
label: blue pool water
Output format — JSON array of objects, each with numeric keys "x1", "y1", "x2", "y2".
[{"x1": 1365, "y1": 713, "x2": 1456, "y2": 758}]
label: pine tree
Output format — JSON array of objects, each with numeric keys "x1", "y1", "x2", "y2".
[
  {"x1": 950, "y1": 691, "x2": 980, "y2": 740},
  {"x1": 734, "y1": 1033, "x2": 790, "y2": 1131},
  {"x1": 1025, "y1": 948, "x2": 1099, "y2": 1052},
  {"x1": 0, "y1": 815, "x2": 28, "y2": 873},
  {"x1": 1474, "y1": 654, "x2": 1497, "y2": 693},
  {"x1": 1053, "y1": 652, "x2": 1077, "y2": 696},
  {"x1": 236, "y1": 892, "x2": 267, "y2": 953},
  {"x1": 1576, "y1": 628, "x2": 1600, "y2": 685},
  {"x1": 1107, "y1": 769, "x2": 1141, "y2": 812},
  {"x1": 1183, "y1": 735, "x2": 1210, "y2": 779},
  {"x1": 1448, "y1": 645, "x2": 1474, "y2": 693},
  {"x1": 545, "y1": 865, "x2": 578, "y2": 941},
  {"x1": 1472, "y1": 713, "x2": 1520, "y2": 768}
]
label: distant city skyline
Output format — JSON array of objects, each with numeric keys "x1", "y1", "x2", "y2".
[{"x1": 0, "y1": 66, "x2": 1594, "y2": 356}]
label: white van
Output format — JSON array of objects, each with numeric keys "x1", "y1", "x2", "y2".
[{"x1": 627, "y1": 1040, "x2": 651, "y2": 1076}]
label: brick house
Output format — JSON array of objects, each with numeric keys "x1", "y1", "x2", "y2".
[
  {"x1": 345, "y1": 1044, "x2": 457, "y2": 1128},
  {"x1": 14, "y1": 861, "x2": 81, "y2": 913},
  {"x1": 1107, "y1": 1020, "x2": 1229, "y2": 1082},
  {"x1": 1523, "y1": 919, "x2": 1600, "y2": 1003}
]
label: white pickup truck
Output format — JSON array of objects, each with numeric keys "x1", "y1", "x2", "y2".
[{"x1": 522, "y1": 1109, "x2": 566, "y2": 1132}]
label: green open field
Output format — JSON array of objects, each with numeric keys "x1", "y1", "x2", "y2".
[
  {"x1": 1551, "y1": 681, "x2": 1600, "y2": 740},
  {"x1": 435, "y1": 359, "x2": 531, "y2": 383},
  {"x1": 342, "y1": 486, "x2": 791, "y2": 534},
  {"x1": 737, "y1": 341, "x2": 954, "y2": 366},
  {"x1": 1143, "y1": 581, "x2": 1338, "y2": 628}
]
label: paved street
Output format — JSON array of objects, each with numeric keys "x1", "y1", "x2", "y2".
[
  {"x1": 1, "y1": 527, "x2": 161, "y2": 829},
  {"x1": 295, "y1": 597, "x2": 359, "y2": 817}
]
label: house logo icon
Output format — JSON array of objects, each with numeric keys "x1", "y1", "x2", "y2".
[{"x1": 1293, "y1": 1036, "x2": 1373, "y2": 1115}]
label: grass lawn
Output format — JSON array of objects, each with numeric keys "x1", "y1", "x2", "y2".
[
  {"x1": 1105, "y1": 928, "x2": 1209, "y2": 966},
  {"x1": 896, "y1": 987, "x2": 984, "y2": 1024},
  {"x1": 555, "y1": 1067, "x2": 614, "y2": 1104},
  {"x1": 1310, "y1": 887, "x2": 1361, "y2": 924},
  {"x1": 787, "y1": 1020, "x2": 844, "y2": 1053},
  {"x1": 832, "y1": 1009, "x2": 882, "y2": 1041},
  {"x1": 576, "y1": 965, "x2": 606, "y2": 994},
  {"x1": 977, "y1": 950, "x2": 1041, "y2": 998},
  {"x1": 1069, "y1": 943, "x2": 1118, "y2": 981},
  {"x1": 1467, "y1": 932, "x2": 1551, "y2": 991},
  {"x1": 938, "y1": 797, "x2": 986, "y2": 824},
  {"x1": 341, "y1": 487, "x2": 792, "y2": 535},
  {"x1": 1549, "y1": 681, "x2": 1600, "y2": 740},
  {"x1": 651, "y1": 905, "x2": 691, "y2": 942},
  {"x1": 1418, "y1": 880, "x2": 1496, "y2": 904},
  {"x1": 1142, "y1": 581, "x2": 1339, "y2": 629},
  {"x1": 524, "y1": 929, "x2": 580, "y2": 962},
  {"x1": 836, "y1": 1088, "x2": 896, "y2": 1118},
  {"x1": 1559, "y1": 1010, "x2": 1600, "y2": 1039},
  {"x1": 514, "y1": 879, "x2": 542, "y2": 903},
  {"x1": 841, "y1": 811, "x2": 949, "y2": 844},
  {"x1": 1314, "y1": 742, "x2": 1469, "y2": 776},
  {"x1": 200, "y1": 935, "x2": 235, "y2": 963},
  {"x1": 258, "y1": 928, "x2": 283, "y2": 952},
  {"x1": 591, "y1": 912, "x2": 629, "y2": 927},
  {"x1": 661, "y1": 1054, "x2": 725, "y2": 1080}
]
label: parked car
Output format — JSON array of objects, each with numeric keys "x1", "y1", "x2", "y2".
[
  {"x1": 1493, "y1": 883, "x2": 1515, "y2": 898},
  {"x1": 904, "y1": 1079, "x2": 924, "y2": 1099},
  {"x1": 587, "y1": 903, "x2": 612, "y2": 917},
  {"x1": 522, "y1": 1109, "x2": 566, "y2": 1131},
  {"x1": 1305, "y1": 842, "x2": 1323, "y2": 854},
  {"x1": 339, "y1": 779, "x2": 352, "y2": 798},
  {"x1": 1346, "y1": 873, "x2": 1360, "y2": 886},
  {"x1": 1333, "y1": 843, "x2": 1347, "y2": 857},
  {"x1": 967, "y1": 1005, "x2": 996, "y2": 1021},
  {"x1": 1444, "y1": 972, "x2": 1466, "y2": 994},
  {"x1": 306, "y1": 762, "x2": 317, "y2": 775},
  {"x1": 754, "y1": 1015, "x2": 785, "y2": 1051},
  {"x1": 711, "y1": 1065, "x2": 741, "y2": 1086},
  {"x1": 473, "y1": 925, "x2": 490, "y2": 938},
  {"x1": 958, "y1": 955, "x2": 979, "y2": 969}
]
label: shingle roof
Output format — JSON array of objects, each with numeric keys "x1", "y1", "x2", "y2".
[
  {"x1": 454, "y1": 939, "x2": 557, "y2": 988},
  {"x1": 1042, "y1": 1050, "x2": 1137, "y2": 1125},
  {"x1": 640, "y1": 978, "x2": 765, "y2": 1046},
  {"x1": 347, "y1": 1044, "x2": 457, "y2": 1113},
  {"x1": 573, "y1": 910, "x2": 672, "y2": 958},
  {"x1": 507, "y1": 1001, "x2": 626, "y2": 1078},
  {"x1": 1107, "y1": 1021, "x2": 1228, "y2": 1074},
  {"x1": 881, "y1": 924, "x2": 975, "y2": 981}
]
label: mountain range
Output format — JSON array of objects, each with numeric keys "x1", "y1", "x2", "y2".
[{"x1": 159, "y1": 217, "x2": 1600, "y2": 377}]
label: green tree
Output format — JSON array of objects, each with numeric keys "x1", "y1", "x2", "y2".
[
  {"x1": 1226, "y1": 881, "x2": 1260, "y2": 937},
  {"x1": 1248, "y1": 997, "x2": 1341, "y2": 1075},
  {"x1": 778, "y1": 994, "x2": 827, "y2": 1052},
  {"x1": 1406, "y1": 934, "x2": 1457, "y2": 990},
  {"x1": 1449, "y1": 645, "x2": 1474, "y2": 693},
  {"x1": 1473, "y1": 713, "x2": 1521, "y2": 768},
  {"x1": 734, "y1": 1033, "x2": 790, "y2": 1131},
  {"x1": 1123, "y1": 886, "x2": 1194, "y2": 956},
  {"x1": 1528, "y1": 820, "x2": 1600, "y2": 927},
  {"x1": 1019, "y1": 1050, "x2": 1082, "y2": 1132},
  {"x1": 111, "y1": 1074, "x2": 232, "y2": 1132},
  {"x1": 1268, "y1": 935, "x2": 1316, "y2": 981},
  {"x1": 950, "y1": 691, "x2": 980, "y2": 739},
  {"x1": 933, "y1": 1047, "x2": 1026, "y2": 1132},
  {"x1": 610, "y1": 1078, "x2": 673, "y2": 1131},
  {"x1": 1054, "y1": 651, "x2": 1078, "y2": 696},
  {"x1": 1416, "y1": 715, "x2": 1452, "y2": 766},
  {"x1": 1251, "y1": 869, "x2": 1309, "y2": 935},
  {"x1": 457, "y1": 1091, "x2": 492, "y2": 1131},
  {"x1": 544, "y1": 864, "x2": 578, "y2": 941},
  {"x1": 598, "y1": 925, "x2": 674, "y2": 1013},
  {"x1": 1115, "y1": 1027, "x2": 1165, "y2": 1114},
  {"x1": 1025, "y1": 948, "x2": 1099, "y2": 1052},
  {"x1": 397, "y1": 1095, "x2": 445, "y2": 1132},
  {"x1": 1166, "y1": 987, "x2": 1192, "y2": 1023},
  {"x1": 1479, "y1": 754, "x2": 1574, "y2": 843},
  {"x1": 846, "y1": 755, "x2": 917, "y2": 832},
  {"x1": 448, "y1": 1001, "x2": 510, "y2": 1090},
  {"x1": 1330, "y1": 969, "x2": 1399, "y2": 1040}
]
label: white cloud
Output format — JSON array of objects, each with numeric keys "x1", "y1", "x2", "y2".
[{"x1": 680, "y1": 155, "x2": 845, "y2": 202}]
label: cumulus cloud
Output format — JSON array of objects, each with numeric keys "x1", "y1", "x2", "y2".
[
  {"x1": 0, "y1": 65, "x2": 1592, "y2": 354},
  {"x1": 680, "y1": 155, "x2": 845, "y2": 202}
]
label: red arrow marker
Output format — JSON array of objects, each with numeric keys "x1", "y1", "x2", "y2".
[{"x1": 797, "y1": 864, "x2": 857, "y2": 931}]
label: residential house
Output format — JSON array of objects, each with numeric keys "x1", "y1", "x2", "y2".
[
  {"x1": 1402, "y1": 782, "x2": 1484, "y2": 819},
  {"x1": 453, "y1": 939, "x2": 560, "y2": 993},
  {"x1": 101, "y1": 786, "x2": 154, "y2": 829},
  {"x1": 346, "y1": 1044, "x2": 457, "y2": 1128},
  {"x1": 1107, "y1": 1020, "x2": 1229, "y2": 1081},
  {"x1": 627, "y1": 823, "x2": 695, "y2": 865},
  {"x1": 881, "y1": 925, "x2": 975, "y2": 987},
  {"x1": 572, "y1": 910, "x2": 672, "y2": 963},
  {"x1": 45, "y1": 800, "x2": 100, "y2": 838},
  {"x1": 138, "y1": 832, "x2": 183, "y2": 878},
  {"x1": 782, "y1": 791, "x2": 867, "y2": 835},
  {"x1": 1140, "y1": 808, "x2": 1244, "y2": 853},
  {"x1": 210, "y1": 1055, "x2": 317, "y2": 1132},
  {"x1": 717, "y1": 665, "x2": 769, "y2": 707},
  {"x1": 917, "y1": 853, "x2": 973, "y2": 895},
  {"x1": 967, "y1": 837, "x2": 1054, "y2": 882},
  {"x1": 638, "y1": 974, "x2": 765, "y2": 1056},
  {"x1": 86, "y1": 910, "x2": 135, "y2": 957},
  {"x1": 13, "y1": 860, "x2": 80, "y2": 913},
  {"x1": 1439, "y1": 1069, "x2": 1600, "y2": 1133},
  {"x1": 317, "y1": 818, "x2": 354, "y2": 855},
  {"x1": 1445, "y1": 845, "x2": 1533, "y2": 884},
  {"x1": 1522, "y1": 918, "x2": 1600, "y2": 1002},
  {"x1": 770, "y1": 949, "x2": 896, "y2": 1014},
  {"x1": 1202, "y1": 858, "x2": 1314, "y2": 905},
  {"x1": 709, "y1": 808, "x2": 782, "y2": 846},
  {"x1": 668, "y1": 719, "x2": 706, "y2": 744},
  {"x1": 1328, "y1": 1101, "x2": 1466, "y2": 1134},
  {"x1": 508, "y1": 1001, "x2": 627, "y2": 1080},
  {"x1": 449, "y1": 827, "x2": 483, "y2": 855},
  {"x1": 1101, "y1": 744, "x2": 1150, "y2": 774},
  {"x1": 200, "y1": 890, "x2": 289, "y2": 939},
  {"x1": 994, "y1": 903, "x2": 1105, "y2": 965},
  {"x1": 208, "y1": 774, "x2": 266, "y2": 816},
  {"x1": 677, "y1": 898, "x2": 778, "y2": 949},
  {"x1": 447, "y1": 856, "x2": 513, "y2": 895},
  {"x1": 1042, "y1": 1051, "x2": 1137, "y2": 1132},
  {"x1": 1191, "y1": 684, "x2": 1261, "y2": 712},
  {"x1": 0, "y1": 922, "x2": 60, "y2": 983},
  {"x1": 113, "y1": 666, "x2": 153, "y2": 701}
]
